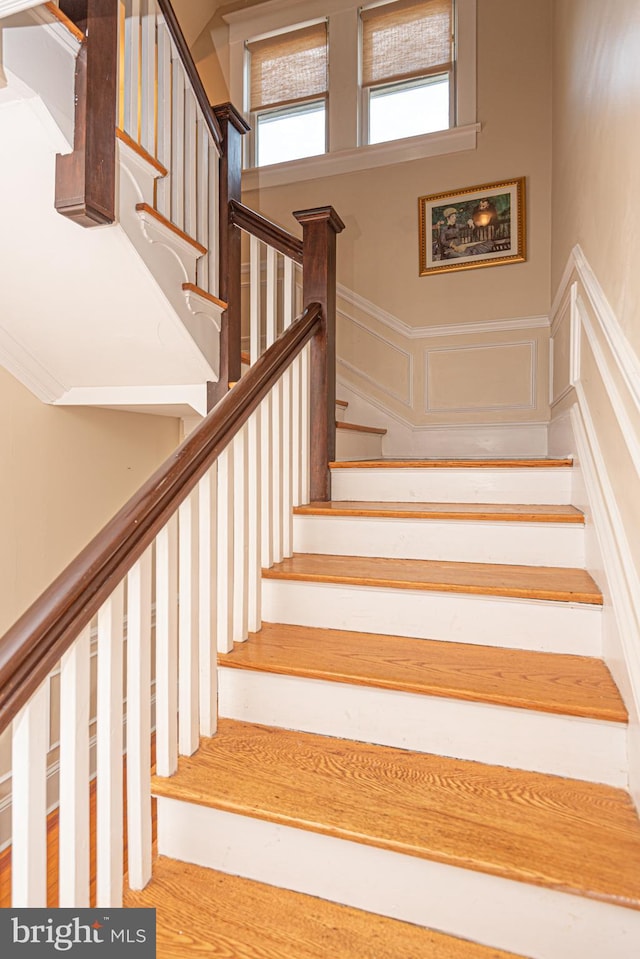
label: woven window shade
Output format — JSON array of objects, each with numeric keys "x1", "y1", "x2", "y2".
[
  {"x1": 362, "y1": 0, "x2": 452, "y2": 88},
  {"x1": 248, "y1": 22, "x2": 328, "y2": 112}
]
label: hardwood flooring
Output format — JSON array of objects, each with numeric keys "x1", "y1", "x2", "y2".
[
  {"x1": 295, "y1": 501, "x2": 584, "y2": 523},
  {"x1": 124, "y1": 856, "x2": 526, "y2": 958},
  {"x1": 330, "y1": 458, "x2": 574, "y2": 469},
  {"x1": 219, "y1": 623, "x2": 626, "y2": 722},
  {"x1": 263, "y1": 553, "x2": 603, "y2": 604},
  {"x1": 152, "y1": 720, "x2": 640, "y2": 910}
]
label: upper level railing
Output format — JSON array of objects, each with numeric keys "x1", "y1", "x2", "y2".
[{"x1": 0, "y1": 0, "x2": 344, "y2": 907}]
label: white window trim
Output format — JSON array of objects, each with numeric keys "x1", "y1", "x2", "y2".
[{"x1": 225, "y1": 0, "x2": 477, "y2": 188}]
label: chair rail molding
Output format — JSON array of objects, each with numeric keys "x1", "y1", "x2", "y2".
[{"x1": 549, "y1": 243, "x2": 640, "y2": 810}]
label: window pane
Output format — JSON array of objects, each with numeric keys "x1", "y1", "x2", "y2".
[
  {"x1": 257, "y1": 102, "x2": 326, "y2": 166},
  {"x1": 369, "y1": 75, "x2": 449, "y2": 144}
]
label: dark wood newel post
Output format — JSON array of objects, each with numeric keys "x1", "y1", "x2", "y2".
[
  {"x1": 55, "y1": 0, "x2": 118, "y2": 226},
  {"x1": 293, "y1": 206, "x2": 346, "y2": 502},
  {"x1": 209, "y1": 102, "x2": 250, "y2": 410}
]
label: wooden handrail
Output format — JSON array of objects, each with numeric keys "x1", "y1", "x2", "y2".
[
  {"x1": 0, "y1": 304, "x2": 322, "y2": 735},
  {"x1": 230, "y1": 200, "x2": 304, "y2": 265},
  {"x1": 156, "y1": 0, "x2": 223, "y2": 154}
]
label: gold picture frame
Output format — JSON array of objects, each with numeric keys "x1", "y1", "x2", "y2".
[{"x1": 418, "y1": 177, "x2": 526, "y2": 276}]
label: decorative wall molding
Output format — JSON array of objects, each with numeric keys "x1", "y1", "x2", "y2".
[
  {"x1": 423, "y1": 340, "x2": 536, "y2": 414},
  {"x1": 550, "y1": 243, "x2": 640, "y2": 808},
  {"x1": 337, "y1": 311, "x2": 413, "y2": 407},
  {"x1": 336, "y1": 282, "x2": 549, "y2": 340}
]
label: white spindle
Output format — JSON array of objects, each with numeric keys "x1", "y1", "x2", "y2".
[
  {"x1": 11, "y1": 681, "x2": 48, "y2": 906},
  {"x1": 282, "y1": 257, "x2": 295, "y2": 555},
  {"x1": 171, "y1": 59, "x2": 185, "y2": 230},
  {"x1": 198, "y1": 465, "x2": 218, "y2": 737},
  {"x1": 155, "y1": 513, "x2": 178, "y2": 777},
  {"x1": 232, "y1": 426, "x2": 249, "y2": 643},
  {"x1": 126, "y1": 550, "x2": 153, "y2": 890},
  {"x1": 216, "y1": 445, "x2": 234, "y2": 653},
  {"x1": 266, "y1": 247, "x2": 283, "y2": 562},
  {"x1": 301, "y1": 341, "x2": 311, "y2": 504},
  {"x1": 124, "y1": 0, "x2": 141, "y2": 141},
  {"x1": 178, "y1": 488, "x2": 199, "y2": 757},
  {"x1": 96, "y1": 583, "x2": 125, "y2": 907},
  {"x1": 250, "y1": 234, "x2": 261, "y2": 362},
  {"x1": 156, "y1": 19, "x2": 172, "y2": 218},
  {"x1": 196, "y1": 115, "x2": 210, "y2": 290},
  {"x1": 58, "y1": 627, "x2": 91, "y2": 906},
  {"x1": 292, "y1": 351, "x2": 302, "y2": 507},
  {"x1": 247, "y1": 407, "x2": 262, "y2": 633},
  {"x1": 208, "y1": 140, "x2": 220, "y2": 296},
  {"x1": 184, "y1": 89, "x2": 197, "y2": 241},
  {"x1": 140, "y1": 0, "x2": 156, "y2": 153}
]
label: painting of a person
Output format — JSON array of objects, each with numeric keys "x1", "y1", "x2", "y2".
[
  {"x1": 468, "y1": 197, "x2": 499, "y2": 232},
  {"x1": 436, "y1": 206, "x2": 495, "y2": 259}
]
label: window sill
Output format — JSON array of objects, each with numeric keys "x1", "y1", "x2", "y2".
[{"x1": 241, "y1": 122, "x2": 480, "y2": 191}]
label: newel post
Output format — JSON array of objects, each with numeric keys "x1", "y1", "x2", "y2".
[
  {"x1": 293, "y1": 206, "x2": 345, "y2": 502},
  {"x1": 55, "y1": 0, "x2": 118, "y2": 226},
  {"x1": 210, "y1": 102, "x2": 250, "y2": 409}
]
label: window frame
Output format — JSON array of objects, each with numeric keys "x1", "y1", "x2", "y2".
[{"x1": 225, "y1": 0, "x2": 477, "y2": 186}]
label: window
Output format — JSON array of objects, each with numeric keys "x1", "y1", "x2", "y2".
[
  {"x1": 361, "y1": 0, "x2": 453, "y2": 145},
  {"x1": 226, "y1": 0, "x2": 477, "y2": 184},
  {"x1": 247, "y1": 22, "x2": 328, "y2": 166}
]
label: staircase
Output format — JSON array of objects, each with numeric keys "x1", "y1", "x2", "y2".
[{"x1": 125, "y1": 457, "x2": 640, "y2": 959}]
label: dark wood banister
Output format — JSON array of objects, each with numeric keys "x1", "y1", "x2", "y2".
[
  {"x1": 229, "y1": 200, "x2": 304, "y2": 265},
  {"x1": 0, "y1": 304, "x2": 322, "y2": 736}
]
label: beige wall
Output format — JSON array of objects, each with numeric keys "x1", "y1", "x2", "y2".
[
  {"x1": 0, "y1": 369, "x2": 180, "y2": 635},
  {"x1": 552, "y1": 0, "x2": 640, "y2": 355},
  {"x1": 239, "y1": 0, "x2": 554, "y2": 330}
]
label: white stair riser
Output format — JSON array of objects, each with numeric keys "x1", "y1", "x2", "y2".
[
  {"x1": 156, "y1": 798, "x2": 640, "y2": 959},
  {"x1": 262, "y1": 580, "x2": 602, "y2": 656},
  {"x1": 331, "y1": 467, "x2": 573, "y2": 504},
  {"x1": 219, "y1": 669, "x2": 627, "y2": 786},
  {"x1": 335, "y1": 430, "x2": 383, "y2": 462},
  {"x1": 293, "y1": 515, "x2": 585, "y2": 567}
]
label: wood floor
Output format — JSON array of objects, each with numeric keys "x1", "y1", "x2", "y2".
[
  {"x1": 124, "y1": 856, "x2": 526, "y2": 959},
  {"x1": 295, "y1": 501, "x2": 585, "y2": 523},
  {"x1": 330, "y1": 458, "x2": 574, "y2": 469},
  {"x1": 219, "y1": 622, "x2": 627, "y2": 721},
  {"x1": 152, "y1": 719, "x2": 640, "y2": 910},
  {"x1": 263, "y1": 553, "x2": 603, "y2": 604}
]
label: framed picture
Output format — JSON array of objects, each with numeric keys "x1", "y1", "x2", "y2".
[{"x1": 418, "y1": 177, "x2": 526, "y2": 276}]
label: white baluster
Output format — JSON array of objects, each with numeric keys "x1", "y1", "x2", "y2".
[
  {"x1": 292, "y1": 351, "x2": 302, "y2": 507},
  {"x1": 11, "y1": 680, "x2": 48, "y2": 906},
  {"x1": 156, "y1": 18, "x2": 172, "y2": 218},
  {"x1": 140, "y1": 0, "x2": 156, "y2": 153},
  {"x1": 247, "y1": 406, "x2": 262, "y2": 633},
  {"x1": 178, "y1": 488, "x2": 199, "y2": 756},
  {"x1": 58, "y1": 627, "x2": 91, "y2": 906},
  {"x1": 282, "y1": 257, "x2": 295, "y2": 556},
  {"x1": 126, "y1": 549, "x2": 152, "y2": 890},
  {"x1": 208, "y1": 140, "x2": 220, "y2": 297},
  {"x1": 198, "y1": 464, "x2": 218, "y2": 737},
  {"x1": 184, "y1": 89, "x2": 197, "y2": 242},
  {"x1": 216, "y1": 445, "x2": 234, "y2": 653},
  {"x1": 266, "y1": 247, "x2": 283, "y2": 562},
  {"x1": 155, "y1": 513, "x2": 178, "y2": 777},
  {"x1": 171, "y1": 55, "x2": 185, "y2": 230},
  {"x1": 196, "y1": 114, "x2": 210, "y2": 290},
  {"x1": 124, "y1": 0, "x2": 141, "y2": 141},
  {"x1": 96, "y1": 583, "x2": 125, "y2": 907},
  {"x1": 250, "y1": 234, "x2": 261, "y2": 362},
  {"x1": 233, "y1": 426, "x2": 249, "y2": 643},
  {"x1": 301, "y1": 341, "x2": 311, "y2": 504}
]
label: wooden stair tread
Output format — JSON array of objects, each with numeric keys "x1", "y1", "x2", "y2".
[
  {"x1": 219, "y1": 623, "x2": 626, "y2": 722},
  {"x1": 295, "y1": 501, "x2": 584, "y2": 524},
  {"x1": 135, "y1": 203, "x2": 207, "y2": 254},
  {"x1": 330, "y1": 458, "x2": 573, "y2": 468},
  {"x1": 336, "y1": 398, "x2": 349, "y2": 408},
  {"x1": 124, "y1": 856, "x2": 524, "y2": 958},
  {"x1": 336, "y1": 421, "x2": 387, "y2": 435},
  {"x1": 152, "y1": 720, "x2": 640, "y2": 910},
  {"x1": 263, "y1": 554, "x2": 603, "y2": 605}
]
